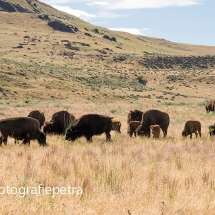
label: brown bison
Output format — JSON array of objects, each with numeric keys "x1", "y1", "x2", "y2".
[
  {"x1": 127, "y1": 121, "x2": 141, "y2": 137},
  {"x1": 136, "y1": 109, "x2": 170, "y2": 137},
  {"x1": 127, "y1": 110, "x2": 143, "y2": 124},
  {"x1": 205, "y1": 100, "x2": 215, "y2": 113},
  {"x1": 111, "y1": 119, "x2": 121, "y2": 133},
  {"x1": 182, "y1": 120, "x2": 201, "y2": 139},
  {"x1": 65, "y1": 114, "x2": 112, "y2": 142},
  {"x1": 0, "y1": 117, "x2": 47, "y2": 146},
  {"x1": 27, "y1": 110, "x2": 45, "y2": 128},
  {"x1": 209, "y1": 124, "x2": 215, "y2": 136},
  {"x1": 43, "y1": 111, "x2": 76, "y2": 135},
  {"x1": 150, "y1": 124, "x2": 161, "y2": 139}
]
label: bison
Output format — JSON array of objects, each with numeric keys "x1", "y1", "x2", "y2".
[
  {"x1": 127, "y1": 121, "x2": 141, "y2": 137},
  {"x1": 136, "y1": 109, "x2": 170, "y2": 137},
  {"x1": 0, "y1": 117, "x2": 47, "y2": 146},
  {"x1": 27, "y1": 110, "x2": 45, "y2": 128},
  {"x1": 65, "y1": 114, "x2": 112, "y2": 142},
  {"x1": 150, "y1": 124, "x2": 161, "y2": 139},
  {"x1": 111, "y1": 119, "x2": 121, "y2": 133},
  {"x1": 43, "y1": 111, "x2": 76, "y2": 135},
  {"x1": 205, "y1": 100, "x2": 215, "y2": 113},
  {"x1": 209, "y1": 124, "x2": 215, "y2": 136},
  {"x1": 182, "y1": 120, "x2": 201, "y2": 139},
  {"x1": 127, "y1": 110, "x2": 143, "y2": 124}
]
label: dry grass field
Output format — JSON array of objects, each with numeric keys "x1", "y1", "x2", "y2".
[
  {"x1": 1, "y1": 100, "x2": 215, "y2": 214},
  {"x1": 1, "y1": 1, "x2": 215, "y2": 214}
]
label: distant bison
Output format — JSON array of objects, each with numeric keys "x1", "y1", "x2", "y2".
[
  {"x1": 0, "y1": 117, "x2": 47, "y2": 146},
  {"x1": 182, "y1": 120, "x2": 201, "y2": 139},
  {"x1": 136, "y1": 109, "x2": 170, "y2": 137},
  {"x1": 43, "y1": 111, "x2": 76, "y2": 135},
  {"x1": 65, "y1": 114, "x2": 112, "y2": 142},
  {"x1": 209, "y1": 124, "x2": 215, "y2": 136},
  {"x1": 127, "y1": 110, "x2": 143, "y2": 124},
  {"x1": 111, "y1": 119, "x2": 121, "y2": 133},
  {"x1": 150, "y1": 124, "x2": 161, "y2": 139},
  {"x1": 27, "y1": 110, "x2": 45, "y2": 128},
  {"x1": 205, "y1": 100, "x2": 215, "y2": 113},
  {"x1": 127, "y1": 121, "x2": 141, "y2": 137}
]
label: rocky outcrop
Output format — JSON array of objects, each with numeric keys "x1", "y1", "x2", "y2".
[
  {"x1": 48, "y1": 20, "x2": 78, "y2": 33},
  {"x1": 138, "y1": 55, "x2": 215, "y2": 69},
  {"x1": 103, "y1": 35, "x2": 117, "y2": 42},
  {"x1": 0, "y1": 0, "x2": 30, "y2": 12}
]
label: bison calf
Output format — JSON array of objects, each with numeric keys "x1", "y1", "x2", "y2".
[
  {"x1": 111, "y1": 120, "x2": 121, "y2": 133},
  {"x1": 182, "y1": 120, "x2": 201, "y2": 139},
  {"x1": 150, "y1": 124, "x2": 160, "y2": 139},
  {"x1": 127, "y1": 121, "x2": 141, "y2": 137}
]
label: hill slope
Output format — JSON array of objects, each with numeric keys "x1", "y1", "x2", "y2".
[{"x1": 0, "y1": 0, "x2": 215, "y2": 103}]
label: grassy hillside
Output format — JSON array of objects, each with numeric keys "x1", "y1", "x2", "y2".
[{"x1": 0, "y1": 1, "x2": 215, "y2": 103}]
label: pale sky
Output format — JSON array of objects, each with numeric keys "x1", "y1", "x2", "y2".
[{"x1": 41, "y1": 0, "x2": 215, "y2": 46}]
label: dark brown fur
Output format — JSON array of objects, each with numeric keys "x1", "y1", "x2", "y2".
[
  {"x1": 136, "y1": 109, "x2": 170, "y2": 137},
  {"x1": 127, "y1": 121, "x2": 141, "y2": 137},
  {"x1": 127, "y1": 110, "x2": 143, "y2": 124},
  {"x1": 43, "y1": 111, "x2": 76, "y2": 135},
  {"x1": 205, "y1": 100, "x2": 215, "y2": 113},
  {"x1": 209, "y1": 124, "x2": 215, "y2": 136},
  {"x1": 0, "y1": 117, "x2": 47, "y2": 146},
  {"x1": 65, "y1": 114, "x2": 112, "y2": 142},
  {"x1": 27, "y1": 110, "x2": 45, "y2": 128},
  {"x1": 182, "y1": 120, "x2": 201, "y2": 139}
]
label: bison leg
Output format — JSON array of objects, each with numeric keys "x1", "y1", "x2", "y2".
[
  {"x1": 195, "y1": 132, "x2": 198, "y2": 138},
  {"x1": 198, "y1": 130, "x2": 201, "y2": 138},
  {"x1": 162, "y1": 128, "x2": 167, "y2": 137},
  {"x1": 106, "y1": 132, "x2": 111, "y2": 141},
  {"x1": 86, "y1": 136, "x2": 93, "y2": 142},
  {"x1": 189, "y1": 133, "x2": 192, "y2": 139},
  {"x1": 2, "y1": 136, "x2": 8, "y2": 145},
  {"x1": 23, "y1": 134, "x2": 30, "y2": 145}
]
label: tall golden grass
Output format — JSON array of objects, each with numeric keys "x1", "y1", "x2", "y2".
[{"x1": 0, "y1": 100, "x2": 215, "y2": 214}]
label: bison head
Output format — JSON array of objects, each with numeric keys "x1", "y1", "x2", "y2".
[
  {"x1": 136, "y1": 125, "x2": 149, "y2": 137},
  {"x1": 65, "y1": 126, "x2": 83, "y2": 141},
  {"x1": 182, "y1": 130, "x2": 189, "y2": 137},
  {"x1": 38, "y1": 132, "x2": 47, "y2": 146},
  {"x1": 43, "y1": 121, "x2": 54, "y2": 134}
]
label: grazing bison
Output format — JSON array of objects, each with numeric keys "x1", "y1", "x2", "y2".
[
  {"x1": 182, "y1": 120, "x2": 201, "y2": 139},
  {"x1": 27, "y1": 110, "x2": 45, "y2": 128},
  {"x1": 205, "y1": 100, "x2": 215, "y2": 113},
  {"x1": 0, "y1": 117, "x2": 47, "y2": 146},
  {"x1": 43, "y1": 111, "x2": 76, "y2": 135},
  {"x1": 136, "y1": 109, "x2": 170, "y2": 137},
  {"x1": 150, "y1": 124, "x2": 161, "y2": 139},
  {"x1": 127, "y1": 121, "x2": 141, "y2": 137},
  {"x1": 111, "y1": 119, "x2": 121, "y2": 133},
  {"x1": 127, "y1": 110, "x2": 143, "y2": 124},
  {"x1": 209, "y1": 124, "x2": 215, "y2": 136},
  {"x1": 65, "y1": 114, "x2": 112, "y2": 142}
]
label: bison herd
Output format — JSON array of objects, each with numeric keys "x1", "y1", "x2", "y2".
[{"x1": 0, "y1": 104, "x2": 215, "y2": 146}]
